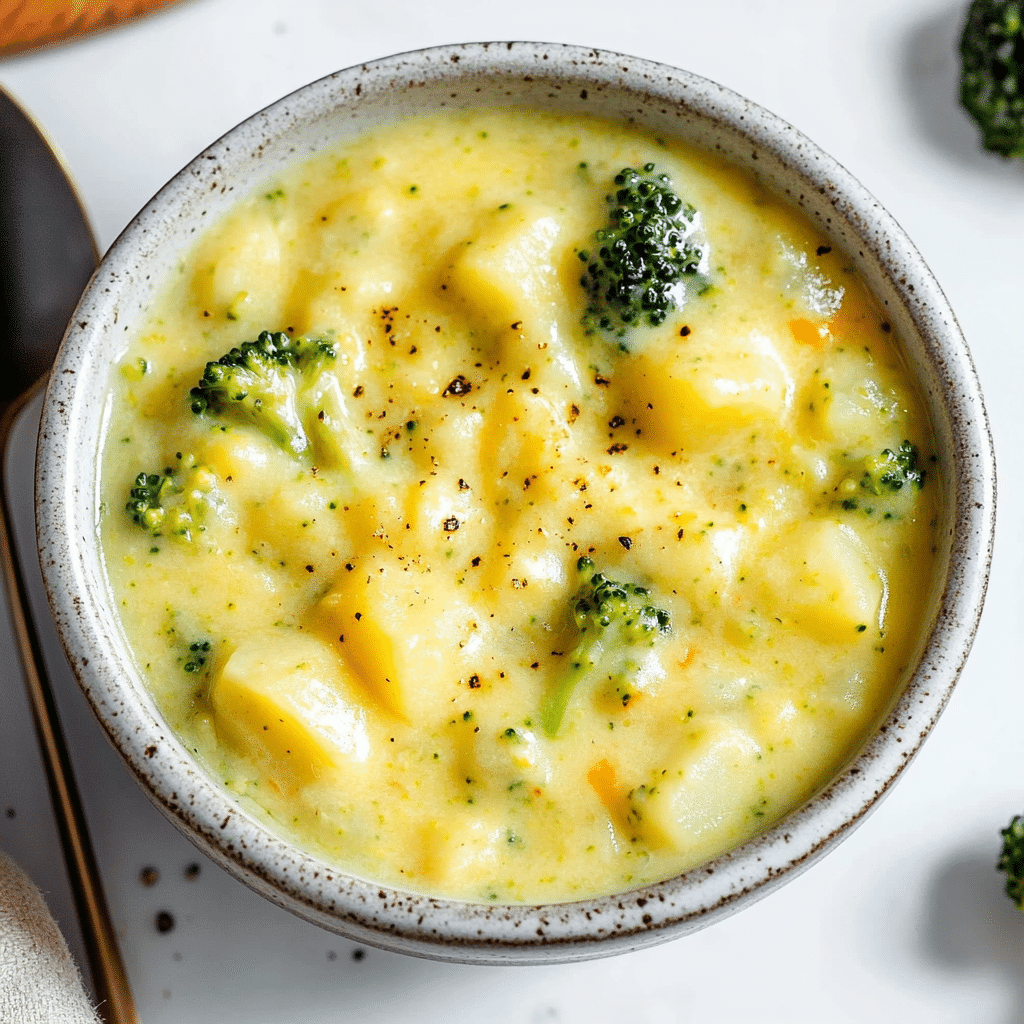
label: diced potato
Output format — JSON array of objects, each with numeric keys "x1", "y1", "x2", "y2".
[
  {"x1": 628, "y1": 718, "x2": 764, "y2": 850},
  {"x1": 809, "y1": 346, "x2": 904, "y2": 453},
  {"x1": 759, "y1": 520, "x2": 882, "y2": 642},
  {"x1": 750, "y1": 689, "x2": 831, "y2": 759},
  {"x1": 459, "y1": 722, "x2": 551, "y2": 798},
  {"x1": 245, "y1": 476, "x2": 350, "y2": 574},
  {"x1": 401, "y1": 468, "x2": 489, "y2": 549},
  {"x1": 472, "y1": 507, "x2": 573, "y2": 634},
  {"x1": 415, "y1": 807, "x2": 508, "y2": 890},
  {"x1": 310, "y1": 555, "x2": 487, "y2": 723},
  {"x1": 190, "y1": 209, "x2": 282, "y2": 325},
  {"x1": 341, "y1": 485, "x2": 416, "y2": 553},
  {"x1": 210, "y1": 632, "x2": 370, "y2": 793},
  {"x1": 479, "y1": 388, "x2": 575, "y2": 505},
  {"x1": 445, "y1": 207, "x2": 564, "y2": 336},
  {"x1": 198, "y1": 430, "x2": 291, "y2": 504},
  {"x1": 618, "y1": 333, "x2": 791, "y2": 453}
]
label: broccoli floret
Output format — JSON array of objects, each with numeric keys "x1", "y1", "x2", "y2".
[
  {"x1": 998, "y1": 814, "x2": 1024, "y2": 908},
  {"x1": 960, "y1": 0, "x2": 1024, "y2": 157},
  {"x1": 190, "y1": 330, "x2": 337, "y2": 459},
  {"x1": 860, "y1": 441, "x2": 926, "y2": 495},
  {"x1": 182, "y1": 639, "x2": 212, "y2": 674},
  {"x1": 541, "y1": 557, "x2": 671, "y2": 736},
  {"x1": 125, "y1": 460, "x2": 218, "y2": 542},
  {"x1": 577, "y1": 164, "x2": 703, "y2": 340}
]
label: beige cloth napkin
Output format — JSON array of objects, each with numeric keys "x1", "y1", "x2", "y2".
[{"x1": 0, "y1": 851, "x2": 101, "y2": 1023}]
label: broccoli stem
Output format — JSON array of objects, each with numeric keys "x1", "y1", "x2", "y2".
[{"x1": 541, "y1": 557, "x2": 670, "y2": 736}]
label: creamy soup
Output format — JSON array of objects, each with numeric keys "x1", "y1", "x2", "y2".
[{"x1": 101, "y1": 109, "x2": 939, "y2": 903}]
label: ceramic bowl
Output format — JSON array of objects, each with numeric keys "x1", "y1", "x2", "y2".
[{"x1": 36, "y1": 41, "x2": 995, "y2": 964}]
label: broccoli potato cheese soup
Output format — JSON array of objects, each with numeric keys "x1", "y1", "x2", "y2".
[{"x1": 101, "y1": 109, "x2": 939, "y2": 903}]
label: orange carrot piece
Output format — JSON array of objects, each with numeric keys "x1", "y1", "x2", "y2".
[
  {"x1": 789, "y1": 317, "x2": 827, "y2": 349},
  {"x1": 588, "y1": 758, "x2": 631, "y2": 831}
]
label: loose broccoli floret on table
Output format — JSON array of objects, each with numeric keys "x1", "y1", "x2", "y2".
[
  {"x1": 541, "y1": 556, "x2": 671, "y2": 736},
  {"x1": 190, "y1": 330, "x2": 338, "y2": 459},
  {"x1": 577, "y1": 164, "x2": 703, "y2": 340},
  {"x1": 125, "y1": 460, "x2": 218, "y2": 542},
  {"x1": 998, "y1": 814, "x2": 1024, "y2": 908},
  {"x1": 960, "y1": 0, "x2": 1024, "y2": 157}
]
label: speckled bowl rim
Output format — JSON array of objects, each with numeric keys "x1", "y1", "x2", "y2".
[{"x1": 36, "y1": 41, "x2": 995, "y2": 964}]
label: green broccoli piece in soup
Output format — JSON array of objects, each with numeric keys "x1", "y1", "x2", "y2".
[
  {"x1": 960, "y1": 0, "x2": 1024, "y2": 157},
  {"x1": 541, "y1": 556, "x2": 671, "y2": 736},
  {"x1": 125, "y1": 461, "x2": 218, "y2": 542},
  {"x1": 860, "y1": 441, "x2": 926, "y2": 495},
  {"x1": 190, "y1": 330, "x2": 338, "y2": 459},
  {"x1": 577, "y1": 164, "x2": 703, "y2": 339},
  {"x1": 182, "y1": 639, "x2": 212, "y2": 675},
  {"x1": 998, "y1": 814, "x2": 1024, "y2": 908}
]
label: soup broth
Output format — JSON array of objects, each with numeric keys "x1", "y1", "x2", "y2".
[{"x1": 100, "y1": 109, "x2": 939, "y2": 902}]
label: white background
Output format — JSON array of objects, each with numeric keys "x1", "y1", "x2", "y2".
[{"x1": 0, "y1": 0, "x2": 1022, "y2": 1021}]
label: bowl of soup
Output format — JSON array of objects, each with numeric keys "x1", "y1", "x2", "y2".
[{"x1": 36, "y1": 41, "x2": 995, "y2": 962}]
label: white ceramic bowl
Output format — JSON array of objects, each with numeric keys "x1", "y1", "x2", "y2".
[{"x1": 36, "y1": 42, "x2": 995, "y2": 964}]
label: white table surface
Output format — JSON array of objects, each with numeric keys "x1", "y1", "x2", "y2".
[{"x1": 0, "y1": 1, "x2": 1021, "y2": 1020}]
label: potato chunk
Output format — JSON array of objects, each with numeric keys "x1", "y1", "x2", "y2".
[
  {"x1": 210, "y1": 633, "x2": 370, "y2": 792},
  {"x1": 415, "y1": 807, "x2": 509, "y2": 891},
  {"x1": 245, "y1": 475, "x2": 349, "y2": 574},
  {"x1": 310, "y1": 557, "x2": 486, "y2": 723},
  {"x1": 446, "y1": 207, "x2": 564, "y2": 336},
  {"x1": 807, "y1": 346, "x2": 906, "y2": 454},
  {"x1": 480, "y1": 388, "x2": 575, "y2": 506},
  {"x1": 628, "y1": 719, "x2": 765, "y2": 850},
  {"x1": 190, "y1": 209, "x2": 282, "y2": 325},
  {"x1": 618, "y1": 333, "x2": 791, "y2": 453},
  {"x1": 760, "y1": 520, "x2": 883, "y2": 642}
]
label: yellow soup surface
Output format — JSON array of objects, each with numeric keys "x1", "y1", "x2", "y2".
[{"x1": 100, "y1": 109, "x2": 939, "y2": 903}]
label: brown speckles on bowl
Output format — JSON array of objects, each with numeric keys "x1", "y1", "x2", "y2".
[{"x1": 34, "y1": 41, "x2": 995, "y2": 965}]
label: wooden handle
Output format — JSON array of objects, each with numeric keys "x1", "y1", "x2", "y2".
[{"x1": 0, "y1": 1, "x2": 182, "y2": 56}]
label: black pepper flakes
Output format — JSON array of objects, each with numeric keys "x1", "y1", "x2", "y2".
[
  {"x1": 442, "y1": 516, "x2": 460, "y2": 532},
  {"x1": 618, "y1": 536, "x2": 633, "y2": 550},
  {"x1": 155, "y1": 911, "x2": 175, "y2": 934},
  {"x1": 442, "y1": 375, "x2": 472, "y2": 397}
]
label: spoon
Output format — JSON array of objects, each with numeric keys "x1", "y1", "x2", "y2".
[{"x1": 0, "y1": 84, "x2": 139, "y2": 1024}]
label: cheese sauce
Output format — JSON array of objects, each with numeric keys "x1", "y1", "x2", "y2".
[{"x1": 100, "y1": 110, "x2": 939, "y2": 902}]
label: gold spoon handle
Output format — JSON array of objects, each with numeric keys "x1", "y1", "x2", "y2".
[{"x1": 0, "y1": 385, "x2": 140, "y2": 1024}]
